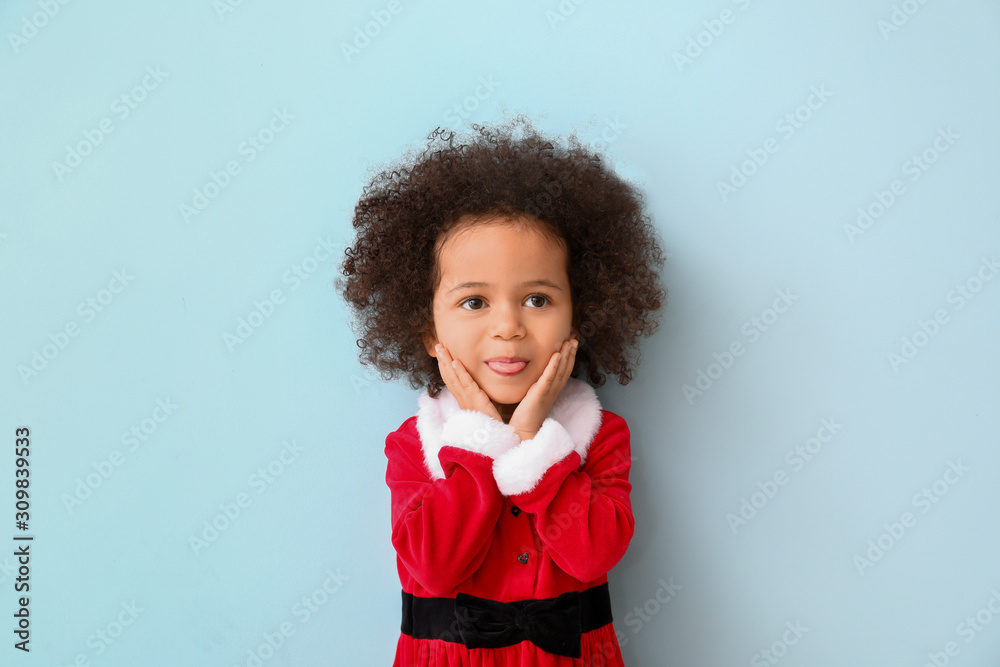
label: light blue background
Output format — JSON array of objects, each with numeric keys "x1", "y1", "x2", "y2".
[{"x1": 2, "y1": 1, "x2": 999, "y2": 665}]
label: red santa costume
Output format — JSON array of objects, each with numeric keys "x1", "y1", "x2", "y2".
[{"x1": 385, "y1": 377, "x2": 634, "y2": 666}]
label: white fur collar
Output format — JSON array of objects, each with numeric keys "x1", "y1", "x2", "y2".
[{"x1": 414, "y1": 378, "x2": 604, "y2": 481}]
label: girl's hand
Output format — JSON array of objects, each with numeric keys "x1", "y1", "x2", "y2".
[
  {"x1": 433, "y1": 344, "x2": 503, "y2": 423},
  {"x1": 508, "y1": 338, "x2": 578, "y2": 441}
]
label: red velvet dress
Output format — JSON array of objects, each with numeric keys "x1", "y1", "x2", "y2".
[{"x1": 385, "y1": 378, "x2": 633, "y2": 666}]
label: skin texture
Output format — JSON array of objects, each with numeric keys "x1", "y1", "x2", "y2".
[{"x1": 421, "y1": 216, "x2": 580, "y2": 440}]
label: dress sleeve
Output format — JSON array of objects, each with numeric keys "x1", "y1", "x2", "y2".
[
  {"x1": 492, "y1": 412, "x2": 634, "y2": 583},
  {"x1": 385, "y1": 412, "x2": 520, "y2": 595}
]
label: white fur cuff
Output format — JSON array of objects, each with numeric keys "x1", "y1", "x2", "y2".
[
  {"x1": 493, "y1": 417, "x2": 575, "y2": 496},
  {"x1": 414, "y1": 378, "x2": 602, "y2": 482},
  {"x1": 440, "y1": 410, "x2": 521, "y2": 460}
]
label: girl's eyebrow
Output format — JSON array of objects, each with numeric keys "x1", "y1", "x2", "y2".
[{"x1": 446, "y1": 279, "x2": 563, "y2": 295}]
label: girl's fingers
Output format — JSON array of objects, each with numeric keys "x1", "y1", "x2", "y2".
[
  {"x1": 451, "y1": 356, "x2": 475, "y2": 387},
  {"x1": 444, "y1": 349, "x2": 475, "y2": 390},
  {"x1": 436, "y1": 344, "x2": 490, "y2": 412},
  {"x1": 444, "y1": 348, "x2": 472, "y2": 385},
  {"x1": 537, "y1": 343, "x2": 569, "y2": 394},
  {"x1": 434, "y1": 344, "x2": 450, "y2": 375},
  {"x1": 439, "y1": 340, "x2": 576, "y2": 413},
  {"x1": 539, "y1": 350, "x2": 560, "y2": 386},
  {"x1": 551, "y1": 340, "x2": 573, "y2": 378},
  {"x1": 438, "y1": 345, "x2": 459, "y2": 379},
  {"x1": 563, "y1": 339, "x2": 578, "y2": 377},
  {"x1": 549, "y1": 340, "x2": 577, "y2": 393},
  {"x1": 558, "y1": 341, "x2": 571, "y2": 372},
  {"x1": 436, "y1": 345, "x2": 461, "y2": 389}
]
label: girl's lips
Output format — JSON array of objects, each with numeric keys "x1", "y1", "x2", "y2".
[{"x1": 486, "y1": 360, "x2": 527, "y2": 375}]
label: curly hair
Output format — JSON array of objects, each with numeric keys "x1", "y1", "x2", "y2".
[{"x1": 337, "y1": 114, "x2": 667, "y2": 399}]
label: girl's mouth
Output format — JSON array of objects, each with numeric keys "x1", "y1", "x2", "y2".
[{"x1": 486, "y1": 360, "x2": 528, "y2": 376}]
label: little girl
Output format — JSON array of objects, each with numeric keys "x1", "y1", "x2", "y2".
[{"x1": 338, "y1": 115, "x2": 667, "y2": 666}]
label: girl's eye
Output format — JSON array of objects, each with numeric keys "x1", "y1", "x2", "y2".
[
  {"x1": 526, "y1": 295, "x2": 549, "y2": 308},
  {"x1": 459, "y1": 295, "x2": 549, "y2": 310}
]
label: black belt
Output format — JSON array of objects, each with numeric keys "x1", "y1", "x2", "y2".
[{"x1": 401, "y1": 582, "x2": 612, "y2": 658}]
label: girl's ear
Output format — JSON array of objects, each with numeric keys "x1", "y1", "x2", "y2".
[{"x1": 422, "y1": 326, "x2": 439, "y2": 357}]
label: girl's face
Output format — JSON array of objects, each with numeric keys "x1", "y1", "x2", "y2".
[{"x1": 422, "y1": 216, "x2": 576, "y2": 416}]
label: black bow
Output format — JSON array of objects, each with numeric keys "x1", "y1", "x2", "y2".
[{"x1": 454, "y1": 590, "x2": 583, "y2": 658}]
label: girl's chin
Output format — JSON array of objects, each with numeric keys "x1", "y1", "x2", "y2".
[
  {"x1": 485, "y1": 390, "x2": 527, "y2": 411},
  {"x1": 477, "y1": 373, "x2": 539, "y2": 410},
  {"x1": 488, "y1": 395, "x2": 524, "y2": 410}
]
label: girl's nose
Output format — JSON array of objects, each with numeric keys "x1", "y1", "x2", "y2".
[{"x1": 491, "y1": 302, "x2": 525, "y2": 339}]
